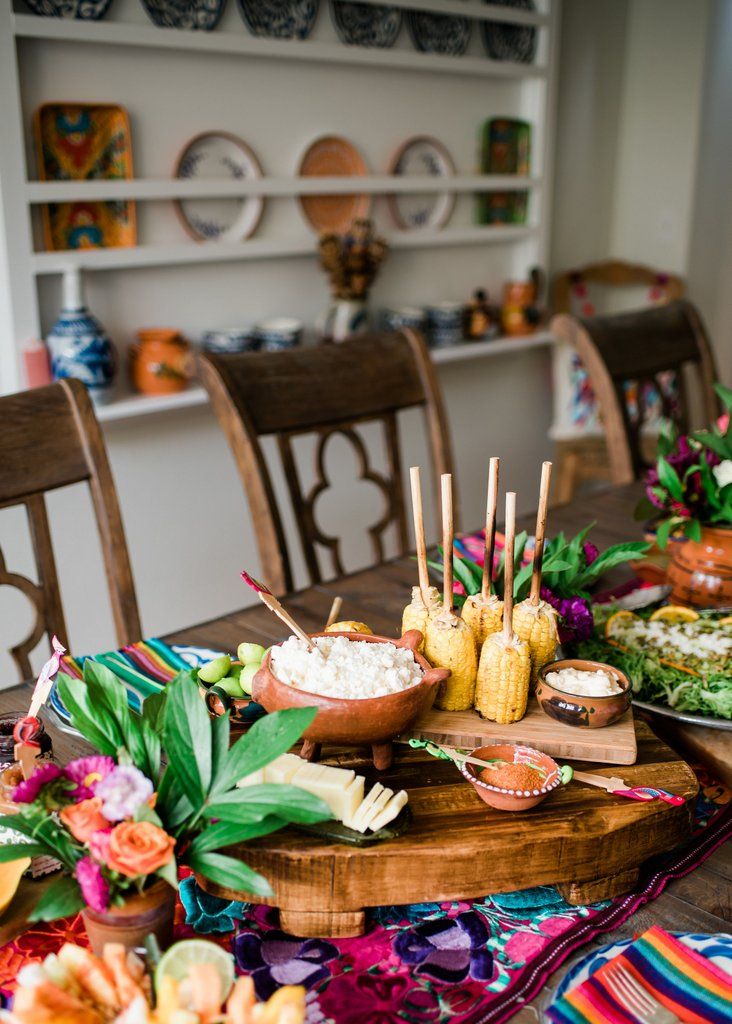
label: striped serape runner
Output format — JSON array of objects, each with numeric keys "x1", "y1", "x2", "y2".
[{"x1": 548, "y1": 925, "x2": 732, "y2": 1024}]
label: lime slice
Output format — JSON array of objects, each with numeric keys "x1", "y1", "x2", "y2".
[{"x1": 154, "y1": 939, "x2": 235, "y2": 1002}]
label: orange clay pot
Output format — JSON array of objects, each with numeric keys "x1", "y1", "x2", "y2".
[
  {"x1": 82, "y1": 879, "x2": 175, "y2": 955},
  {"x1": 667, "y1": 524, "x2": 732, "y2": 609},
  {"x1": 130, "y1": 329, "x2": 191, "y2": 395},
  {"x1": 501, "y1": 280, "x2": 537, "y2": 336}
]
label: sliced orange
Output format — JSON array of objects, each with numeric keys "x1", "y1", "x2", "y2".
[
  {"x1": 649, "y1": 605, "x2": 700, "y2": 624},
  {"x1": 719, "y1": 615, "x2": 732, "y2": 627},
  {"x1": 604, "y1": 609, "x2": 639, "y2": 638}
]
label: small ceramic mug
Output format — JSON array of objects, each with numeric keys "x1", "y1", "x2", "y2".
[
  {"x1": 201, "y1": 328, "x2": 258, "y2": 354},
  {"x1": 255, "y1": 317, "x2": 304, "y2": 352},
  {"x1": 382, "y1": 306, "x2": 427, "y2": 333},
  {"x1": 426, "y1": 302, "x2": 465, "y2": 348}
]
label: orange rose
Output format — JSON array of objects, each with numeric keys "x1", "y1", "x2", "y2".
[
  {"x1": 107, "y1": 821, "x2": 175, "y2": 878},
  {"x1": 59, "y1": 798, "x2": 109, "y2": 844}
]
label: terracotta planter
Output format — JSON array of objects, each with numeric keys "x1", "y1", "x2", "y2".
[
  {"x1": 82, "y1": 879, "x2": 175, "y2": 956},
  {"x1": 667, "y1": 524, "x2": 732, "y2": 609}
]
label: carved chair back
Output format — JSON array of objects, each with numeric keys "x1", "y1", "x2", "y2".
[
  {"x1": 0, "y1": 379, "x2": 141, "y2": 679},
  {"x1": 199, "y1": 329, "x2": 455, "y2": 594}
]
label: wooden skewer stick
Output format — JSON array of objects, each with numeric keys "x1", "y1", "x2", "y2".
[
  {"x1": 325, "y1": 596, "x2": 342, "y2": 628},
  {"x1": 241, "y1": 571, "x2": 314, "y2": 650},
  {"x1": 530, "y1": 461, "x2": 553, "y2": 605},
  {"x1": 409, "y1": 466, "x2": 430, "y2": 606},
  {"x1": 481, "y1": 457, "x2": 500, "y2": 601},
  {"x1": 503, "y1": 492, "x2": 517, "y2": 644},
  {"x1": 441, "y1": 474, "x2": 454, "y2": 612}
]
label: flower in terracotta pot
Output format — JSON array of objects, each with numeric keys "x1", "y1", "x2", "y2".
[{"x1": 0, "y1": 663, "x2": 330, "y2": 930}]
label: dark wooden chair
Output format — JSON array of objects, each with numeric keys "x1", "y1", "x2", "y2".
[
  {"x1": 0, "y1": 378, "x2": 141, "y2": 679},
  {"x1": 550, "y1": 300, "x2": 719, "y2": 484},
  {"x1": 199, "y1": 329, "x2": 455, "y2": 595}
]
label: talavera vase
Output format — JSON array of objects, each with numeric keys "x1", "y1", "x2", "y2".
[{"x1": 47, "y1": 267, "x2": 116, "y2": 404}]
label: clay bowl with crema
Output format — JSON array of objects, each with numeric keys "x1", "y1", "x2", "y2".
[
  {"x1": 460, "y1": 743, "x2": 563, "y2": 812},
  {"x1": 251, "y1": 630, "x2": 449, "y2": 769},
  {"x1": 535, "y1": 658, "x2": 632, "y2": 729}
]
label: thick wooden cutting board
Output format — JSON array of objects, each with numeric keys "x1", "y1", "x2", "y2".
[{"x1": 410, "y1": 698, "x2": 637, "y2": 765}]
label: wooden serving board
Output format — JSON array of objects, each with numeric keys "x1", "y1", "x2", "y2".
[
  {"x1": 200, "y1": 722, "x2": 696, "y2": 938},
  {"x1": 410, "y1": 697, "x2": 637, "y2": 765}
]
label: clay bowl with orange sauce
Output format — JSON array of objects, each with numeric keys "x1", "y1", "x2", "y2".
[{"x1": 459, "y1": 743, "x2": 563, "y2": 811}]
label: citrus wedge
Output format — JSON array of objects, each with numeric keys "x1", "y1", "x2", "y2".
[
  {"x1": 604, "y1": 609, "x2": 639, "y2": 638},
  {"x1": 324, "y1": 621, "x2": 373, "y2": 635},
  {"x1": 0, "y1": 857, "x2": 30, "y2": 917},
  {"x1": 155, "y1": 939, "x2": 235, "y2": 1004},
  {"x1": 649, "y1": 605, "x2": 700, "y2": 624}
]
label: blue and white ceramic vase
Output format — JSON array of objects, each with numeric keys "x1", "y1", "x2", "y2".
[{"x1": 47, "y1": 267, "x2": 116, "y2": 403}]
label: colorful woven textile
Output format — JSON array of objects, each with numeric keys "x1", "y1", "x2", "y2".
[
  {"x1": 548, "y1": 925, "x2": 732, "y2": 1024},
  {"x1": 0, "y1": 770, "x2": 728, "y2": 1024}
]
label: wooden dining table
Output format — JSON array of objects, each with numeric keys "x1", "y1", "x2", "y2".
[{"x1": 1, "y1": 481, "x2": 729, "y2": 1020}]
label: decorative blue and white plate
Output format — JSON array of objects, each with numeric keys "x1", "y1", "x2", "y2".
[
  {"x1": 330, "y1": 1, "x2": 401, "y2": 48},
  {"x1": 236, "y1": 0, "x2": 319, "y2": 39},
  {"x1": 406, "y1": 11, "x2": 471, "y2": 56},
  {"x1": 174, "y1": 131, "x2": 264, "y2": 243},
  {"x1": 387, "y1": 135, "x2": 455, "y2": 230},
  {"x1": 553, "y1": 933, "x2": 732, "y2": 1003},
  {"x1": 481, "y1": 0, "x2": 537, "y2": 64},
  {"x1": 140, "y1": 0, "x2": 227, "y2": 29},
  {"x1": 23, "y1": 0, "x2": 113, "y2": 17}
]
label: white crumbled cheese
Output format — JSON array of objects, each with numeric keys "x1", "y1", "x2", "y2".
[
  {"x1": 545, "y1": 666, "x2": 622, "y2": 697},
  {"x1": 270, "y1": 635, "x2": 423, "y2": 699},
  {"x1": 612, "y1": 618, "x2": 732, "y2": 663}
]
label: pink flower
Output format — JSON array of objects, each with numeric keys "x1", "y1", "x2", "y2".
[
  {"x1": 75, "y1": 856, "x2": 109, "y2": 913},
  {"x1": 717, "y1": 413, "x2": 729, "y2": 433},
  {"x1": 64, "y1": 756, "x2": 115, "y2": 801},
  {"x1": 12, "y1": 763, "x2": 62, "y2": 804},
  {"x1": 88, "y1": 829, "x2": 112, "y2": 863},
  {"x1": 96, "y1": 766, "x2": 154, "y2": 822}
]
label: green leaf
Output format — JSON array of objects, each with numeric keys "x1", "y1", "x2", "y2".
[
  {"x1": 134, "y1": 802, "x2": 163, "y2": 828},
  {"x1": 684, "y1": 519, "x2": 703, "y2": 542},
  {"x1": 207, "y1": 784, "x2": 330, "y2": 825},
  {"x1": 55, "y1": 673, "x2": 120, "y2": 757},
  {"x1": 223, "y1": 708, "x2": 317, "y2": 788},
  {"x1": 142, "y1": 691, "x2": 168, "y2": 734},
  {"x1": 656, "y1": 456, "x2": 684, "y2": 502},
  {"x1": 186, "y1": 852, "x2": 272, "y2": 897},
  {"x1": 715, "y1": 381, "x2": 732, "y2": 414},
  {"x1": 156, "y1": 769, "x2": 195, "y2": 834},
  {"x1": 27, "y1": 875, "x2": 84, "y2": 923},
  {"x1": 574, "y1": 542, "x2": 649, "y2": 584},
  {"x1": 655, "y1": 516, "x2": 680, "y2": 550},
  {"x1": 188, "y1": 816, "x2": 286, "y2": 856},
  {"x1": 691, "y1": 429, "x2": 730, "y2": 460},
  {"x1": 452, "y1": 556, "x2": 481, "y2": 596},
  {"x1": 138, "y1": 719, "x2": 162, "y2": 784},
  {"x1": 155, "y1": 855, "x2": 178, "y2": 890},
  {"x1": 163, "y1": 673, "x2": 212, "y2": 804},
  {"x1": 0, "y1": 843, "x2": 48, "y2": 862},
  {"x1": 210, "y1": 709, "x2": 231, "y2": 793}
]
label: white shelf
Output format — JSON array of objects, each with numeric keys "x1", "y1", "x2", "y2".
[
  {"x1": 31, "y1": 225, "x2": 538, "y2": 275},
  {"x1": 357, "y1": 0, "x2": 550, "y2": 26},
  {"x1": 12, "y1": 14, "x2": 547, "y2": 80},
  {"x1": 25, "y1": 176, "x2": 540, "y2": 203},
  {"x1": 96, "y1": 332, "x2": 554, "y2": 425}
]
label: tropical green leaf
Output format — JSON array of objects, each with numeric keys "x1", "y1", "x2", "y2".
[
  {"x1": 134, "y1": 802, "x2": 163, "y2": 828},
  {"x1": 656, "y1": 457, "x2": 684, "y2": 501},
  {"x1": 684, "y1": 519, "x2": 702, "y2": 542},
  {"x1": 187, "y1": 851, "x2": 272, "y2": 897},
  {"x1": 207, "y1": 784, "x2": 330, "y2": 825},
  {"x1": 155, "y1": 855, "x2": 178, "y2": 890},
  {"x1": 655, "y1": 516, "x2": 681, "y2": 550},
  {"x1": 691, "y1": 430, "x2": 730, "y2": 460},
  {"x1": 452, "y1": 555, "x2": 481, "y2": 596},
  {"x1": 188, "y1": 816, "x2": 286, "y2": 856},
  {"x1": 574, "y1": 542, "x2": 649, "y2": 585},
  {"x1": 0, "y1": 843, "x2": 48, "y2": 862},
  {"x1": 55, "y1": 674, "x2": 120, "y2": 757},
  {"x1": 210, "y1": 710, "x2": 231, "y2": 792},
  {"x1": 163, "y1": 673, "x2": 212, "y2": 804},
  {"x1": 27, "y1": 875, "x2": 84, "y2": 923},
  {"x1": 222, "y1": 708, "x2": 317, "y2": 790},
  {"x1": 715, "y1": 381, "x2": 732, "y2": 414},
  {"x1": 156, "y1": 769, "x2": 195, "y2": 834},
  {"x1": 142, "y1": 691, "x2": 167, "y2": 734}
]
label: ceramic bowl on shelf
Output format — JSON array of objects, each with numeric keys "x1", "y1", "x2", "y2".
[
  {"x1": 481, "y1": 0, "x2": 538, "y2": 64},
  {"x1": 251, "y1": 630, "x2": 450, "y2": 769},
  {"x1": 382, "y1": 306, "x2": 427, "y2": 333},
  {"x1": 255, "y1": 317, "x2": 303, "y2": 351},
  {"x1": 406, "y1": 11, "x2": 471, "y2": 56},
  {"x1": 459, "y1": 743, "x2": 563, "y2": 812},
  {"x1": 201, "y1": 328, "x2": 258, "y2": 354},
  {"x1": 23, "y1": 0, "x2": 112, "y2": 18},
  {"x1": 236, "y1": 0, "x2": 319, "y2": 39},
  {"x1": 140, "y1": 0, "x2": 226, "y2": 30},
  {"x1": 330, "y1": 1, "x2": 402, "y2": 48},
  {"x1": 426, "y1": 302, "x2": 465, "y2": 348},
  {"x1": 535, "y1": 658, "x2": 632, "y2": 729}
]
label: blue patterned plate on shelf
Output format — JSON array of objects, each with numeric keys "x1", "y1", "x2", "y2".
[
  {"x1": 330, "y1": 1, "x2": 401, "y2": 48},
  {"x1": 22, "y1": 0, "x2": 113, "y2": 17},
  {"x1": 481, "y1": 0, "x2": 537, "y2": 64},
  {"x1": 553, "y1": 933, "x2": 732, "y2": 1004},
  {"x1": 406, "y1": 11, "x2": 471, "y2": 56},
  {"x1": 174, "y1": 131, "x2": 264, "y2": 242},
  {"x1": 140, "y1": 0, "x2": 227, "y2": 30},
  {"x1": 236, "y1": 0, "x2": 319, "y2": 38}
]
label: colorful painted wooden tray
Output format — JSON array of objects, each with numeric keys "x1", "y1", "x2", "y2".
[
  {"x1": 34, "y1": 103, "x2": 136, "y2": 251},
  {"x1": 297, "y1": 134, "x2": 370, "y2": 234}
]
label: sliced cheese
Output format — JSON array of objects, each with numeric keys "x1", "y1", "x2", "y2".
[
  {"x1": 291, "y1": 763, "x2": 363, "y2": 824},
  {"x1": 263, "y1": 753, "x2": 304, "y2": 784},
  {"x1": 360, "y1": 787, "x2": 393, "y2": 832},
  {"x1": 350, "y1": 783, "x2": 384, "y2": 833},
  {"x1": 236, "y1": 767, "x2": 265, "y2": 789},
  {"x1": 331, "y1": 775, "x2": 365, "y2": 827},
  {"x1": 369, "y1": 790, "x2": 408, "y2": 832}
]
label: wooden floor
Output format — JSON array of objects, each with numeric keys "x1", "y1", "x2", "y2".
[{"x1": 1, "y1": 482, "x2": 729, "y2": 1012}]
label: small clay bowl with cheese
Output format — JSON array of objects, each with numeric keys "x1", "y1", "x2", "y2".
[
  {"x1": 535, "y1": 658, "x2": 632, "y2": 729},
  {"x1": 251, "y1": 630, "x2": 450, "y2": 770},
  {"x1": 460, "y1": 743, "x2": 563, "y2": 812}
]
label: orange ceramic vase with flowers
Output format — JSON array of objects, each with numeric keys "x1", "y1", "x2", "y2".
[
  {"x1": 130, "y1": 329, "x2": 191, "y2": 395},
  {"x1": 667, "y1": 524, "x2": 732, "y2": 609}
]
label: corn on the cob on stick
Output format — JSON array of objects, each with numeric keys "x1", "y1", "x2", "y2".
[
  {"x1": 402, "y1": 466, "x2": 441, "y2": 651},
  {"x1": 475, "y1": 491, "x2": 530, "y2": 723},
  {"x1": 461, "y1": 457, "x2": 504, "y2": 649},
  {"x1": 512, "y1": 461, "x2": 558, "y2": 682},
  {"x1": 425, "y1": 474, "x2": 477, "y2": 710}
]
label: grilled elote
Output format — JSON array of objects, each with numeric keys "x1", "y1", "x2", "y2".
[{"x1": 425, "y1": 607, "x2": 478, "y2": 710}]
